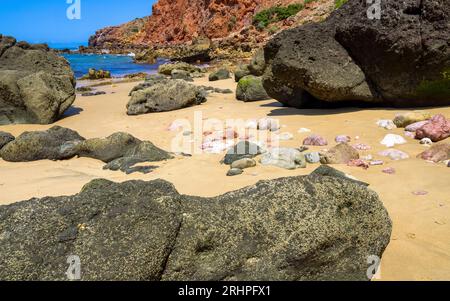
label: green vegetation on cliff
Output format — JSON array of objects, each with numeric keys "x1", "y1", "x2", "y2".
[
  {"x1": 253, "y1": 4, "x2": 304, "y2": 29},
  {"x1": 334, "y1": 0, "x2": 348, "y2": 9}
]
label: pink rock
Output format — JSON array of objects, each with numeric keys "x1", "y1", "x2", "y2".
[
  {"x1": 382, "y1": 167, "x2": 396, "y2": 174},
  {"x1": 303, "y1": 135, "x2": 328, "y2": 146},
  {"x1": 412, "y1": 191, "x2": 429, "y2": 196},
  {"x1": 405, "y1": 121, "x2": 429, "y2": 132},
  {"x1": 415, "y1": 114, "x2": 450, "y2": 142},
  {"x1": 404, "y1": 131, "x2": 415, "y2": 139},
  {"x1": 353, "y1": 143, "x2": 372, "y2": 151},
  {"x1": 347, "y1": 159, "x2": 369, "y2": 170},
  {"x1": 335, "y1": 135, "x2": 351, "y2": 144}
]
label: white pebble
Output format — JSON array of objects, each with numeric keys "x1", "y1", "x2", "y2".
[{"x1": 380, "y1": 134, "x2": 407, "y2": 148}]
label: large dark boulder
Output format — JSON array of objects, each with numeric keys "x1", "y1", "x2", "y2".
[
  {"x1": 0, "y1": 35, "x2": 76, "y2": 124},
  {"x1": 127, "y1": 79, "x2": 207, "y2": 115},
  {"x1": 0, "y1": 126, "x2": 84, "y2": 162},
  {"x1": 263, "y1": 0, "x2": 450, "y2": 108},
  {"x1": 0, "y1": 167, "x2": 392, "y2": 281}
]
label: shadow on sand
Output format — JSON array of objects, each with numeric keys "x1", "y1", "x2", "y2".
[
  {"x1": 61, "y1": 106, "x2": 84, "y2": 119},
  {"x1": 261, "y1": 101, "x2": 448, "y2": 117}
]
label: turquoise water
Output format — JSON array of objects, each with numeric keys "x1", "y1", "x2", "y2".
[{"x1": 61, "y1": 53, "x2": 168, "y2": 78}]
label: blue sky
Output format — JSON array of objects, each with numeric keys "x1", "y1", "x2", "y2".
[{"x1": 0, "y1": 0, "x2": 156, "y2": 45}]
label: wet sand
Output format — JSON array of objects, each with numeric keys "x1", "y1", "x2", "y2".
[{"x1": 0, "y1": 76, "x2": 449, "y2": 280}]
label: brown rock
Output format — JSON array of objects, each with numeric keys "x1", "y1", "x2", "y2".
[
  {"x1": 320, "y1": 143, "x2": 360, "y2": 165},
  {"x1": 417, "y1": 143, "x2": 450, "y2": 163}
]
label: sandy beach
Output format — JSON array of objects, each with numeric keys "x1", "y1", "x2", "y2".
[{"x1": 0, "y1": 76, "x2": 449, "y2": 281}]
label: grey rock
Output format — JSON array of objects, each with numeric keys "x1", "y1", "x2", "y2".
[
  {"x1": 234, "y1": 64, "x2": 251, "y2": 82},
  {"x1": 260, "y1": 148, "x2": 307, "y2": 170},
  {"x1": 0, "y1": 128, "x2": 173, "y2": 174},
  {"x1": 127, "y1": 79, "x2": 207, "y2": 115},
  {"x1": 209, "y1": 69, "x2": 230, "y2": 81},
  {"x1": 0, "y1": 35, "x2": 76, "y2": 124},
  {"x1": 128, "y1": 75, "x2": 168, "y2": 96},
  {"x1": 236, "y1": 75, "x2": 270, "y2": 102},
  {"x1": 171, "y1": 69, "x2": 193, "y2": 82},
  {"x1": 158, "y1": 62, "x2": 201, "y2": 76},
  {"x1": 0, "y1": 167, "x2": 392, "y2": 280},
  {"x1": 231, "y1": 158, "x2": 256, "y2": 170},
  {"x1": 214, "y1": 88, "x2": 233, "y2": 94},
  {"x1": 81, "y1": 91, "x2": 106, "y2": 97},
  {"x1": 223, "y1": 141, "x2": 261, "y2": 165},
  {"x1": 0, "y1": 126, "x2": 85, "y2": 162},
  {"x1": 227, "y1": 168, "x2": 244, "y2": 177},
  {"x1": 76, "y1": 133, "x2": 173, "y2": 174},
  {"x1": 305, "y1": 152, "x2": 321, "y2": 164}
]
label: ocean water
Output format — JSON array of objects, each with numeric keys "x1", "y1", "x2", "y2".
[{"x1": 61, "y1": 53, "x2": 168, "y2": 78}]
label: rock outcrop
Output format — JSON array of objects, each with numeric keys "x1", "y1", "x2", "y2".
[
  {"x1": 76, "y1": 132, "x2": 173, "y2": 174},
  {"x1": 0, "y1": 126, "x2": 84, "y2": 162},
  {"x1": 263, "y1": 0, "x2": 450, "y2": 108},
  {"x1": 0, "y1": 166, "x2": 392, "y2": 281},
  {"x1": 127, "y1": 79, "x2": 207, "y2": 115},
  {"x1": 0, "y1": 127, "x2": 173, "y2": 174},
  {"x1": 0, "y1": 35, "x2": 76, "y2": 124}
]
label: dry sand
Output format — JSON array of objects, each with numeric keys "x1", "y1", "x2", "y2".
[{"x1": 0, "y1": 76, "x2": 449, "y2": 281}]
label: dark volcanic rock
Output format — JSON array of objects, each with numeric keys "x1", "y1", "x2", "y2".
[
  {"x1": 0, "y1": 179, "x2": 183, "y2": 281},
  {"x1": 263, "y1": 1, "x2": 450, "y2": 108},
  {"x1": 0, "y1": 131, "x2": 14, "y2": 150},
  {"x1": 0, "y1": 128, "x2": 173, "y2": 174},
  {"x1": 0, "y1": 126, "x2": 84, "y2": 162},
  {"x1": 76, "y1": 132, "x2": 173, "y2": 174},
  {"x1": 222, "y1": 141, "x2": 262, "y2": 165},
  {"x1": 0, "y1": 35, "x2": 76, "y2": 124},
  {"x1": 127, "y1": 79, "x2": 207, "y2": 115},
  {"x1": 75, "y1": 132, "x2": 142, "y2": 163},
  {"x1": 0, "y1": 167, "x2": 392, "y2": 281}
]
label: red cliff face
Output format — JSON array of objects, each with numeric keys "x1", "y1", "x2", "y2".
[
  {"x1": 89, "y1": 0, "x2": 334, "y2": 49},
  {"x1": 139, "y1": 0, "x2": 300, "y2": 44}
]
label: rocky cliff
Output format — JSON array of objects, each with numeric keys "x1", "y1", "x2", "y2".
[{"x1": 88, "y1": 0, "x2": 334, "y2": 53}]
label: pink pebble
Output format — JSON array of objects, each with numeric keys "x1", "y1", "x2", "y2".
[
  {"x1": 412, "y1": 191, "x2": 429, "y2": 196},
  {"x1": 382, "y1": 167, "x2": 396, "y2": 174},
  {"x1": 353, "y1": 143, "x2": 371, "y2": 151}
]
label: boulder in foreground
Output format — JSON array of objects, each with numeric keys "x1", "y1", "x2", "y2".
[
  {"x1": 0, "y1": 35, "x2": 76, "y2": 124},
  {"x1": 0, "y1": 166, "x2": 392, "y2": 281}
]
